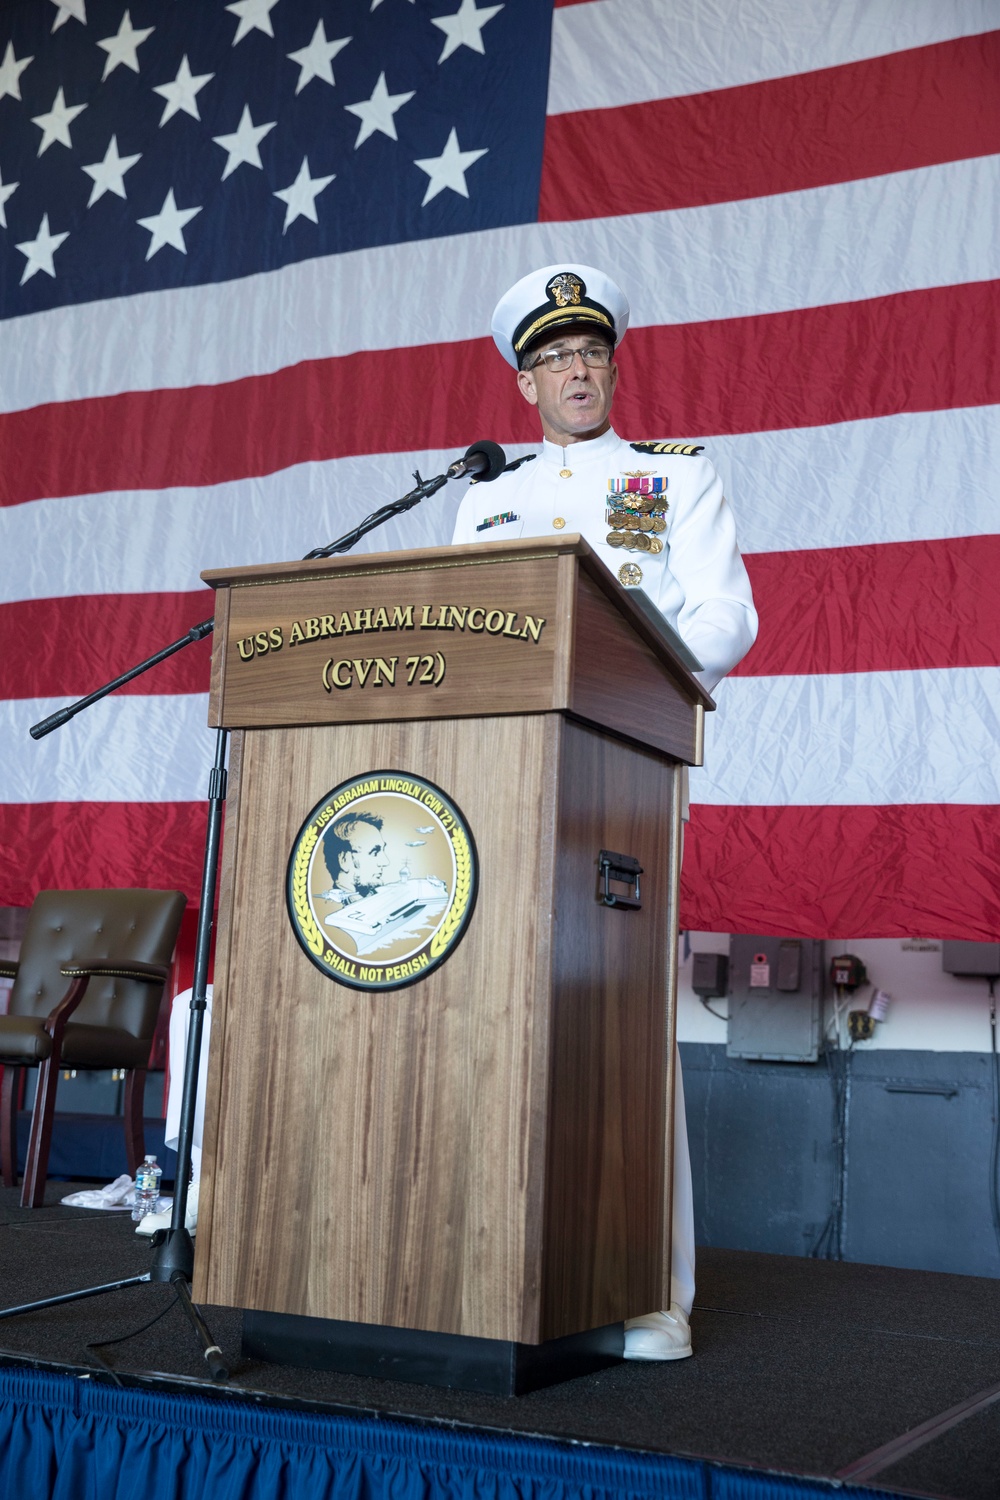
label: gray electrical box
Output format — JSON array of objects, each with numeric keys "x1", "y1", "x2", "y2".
[
  {"x1": 692, "y1": 951, "x2": 729, "y2": 998},
  {"x1": 727, "y1": 935, "x2": 824, "y2": 1062},
  {"x1": 942, "y1": 941, "x2": 1000, "y2": 977}
]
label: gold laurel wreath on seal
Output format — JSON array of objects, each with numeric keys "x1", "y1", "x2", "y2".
[
  {"x1": 430, "y1": 823, "x2": 472, "y2": 959},
  {"x1": 291, "y1": 823, "x2": 325, "y2": 957}
]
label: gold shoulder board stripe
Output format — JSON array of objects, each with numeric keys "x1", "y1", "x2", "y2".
[{"x1": 630, "y1": 441, "x2": 705, "y2": 457}]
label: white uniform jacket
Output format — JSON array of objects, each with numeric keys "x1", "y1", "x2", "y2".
[{"x1": 451, "y1": 427, "x2": 757, "y2": 694}]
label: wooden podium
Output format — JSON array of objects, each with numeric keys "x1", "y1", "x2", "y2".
[{"x1": 194, "y1": 536, "x2": 712, "y2": 1391}]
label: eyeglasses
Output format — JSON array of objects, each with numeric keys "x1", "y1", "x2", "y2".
[{"x1": 526, "y1": 344, "x2": 613, "y2": 373}]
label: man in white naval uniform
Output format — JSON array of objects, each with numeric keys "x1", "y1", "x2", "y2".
[{"x1": 452, "y1": 264, "x2": 758, "y2": 1360}]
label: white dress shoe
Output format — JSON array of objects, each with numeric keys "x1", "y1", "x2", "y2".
[
  {"x1": 135, "y1": 1181, "x2": 199, "y2": 1237},
  {"x1": 623, "y1": 1304, "x2": 693, "y2": 1361}
]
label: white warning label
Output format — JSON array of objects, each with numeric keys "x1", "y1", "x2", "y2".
[{"x1": 749, "y1": 954, "x2": 770, "y2": 988}]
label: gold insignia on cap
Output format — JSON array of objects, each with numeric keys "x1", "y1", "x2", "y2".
[
  {"x1": 547, "y1": 272, "x2": 583, "y2": 308},
  {"x1": 513, "y1": 270, "x2": 614, "y2": 358}
]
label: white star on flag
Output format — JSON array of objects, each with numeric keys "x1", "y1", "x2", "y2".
[
  {"x1": 31, "y1": 86, "x2": 87, "y2": 156},
  {"x1": 15, "y1": 214, "x2": 69, "y2": 284},
  {"x1": 50, "y1": 0, "x2": 86, "y2": 32},
  {"x1": 213, "y1": 105, "x2": 276, "y2": 180},
  {"x1": 345, "y1": 72, "x2": 415, "y2": 148},
  {"x1": 153, "y1": 55, "x2": 215, "y2": 126},
  {"x1": 287, "y1": 21, "x2": 351, "y2": 95},
  {"x1": 431, "y1": 0, "x2": 503, "y2": 64},
  {"x1": 97, "y1": 10, "x2": 154, "y2": 80},
  {"x1": 136, "y1": 188, "x2": 201, "y2": 259},
  {"x1": 414, "y1": 127, "x2": 487, "y2": 205},
  {"x1": 0, "y1": 41, "x2": 33, "y2": 102},
  {"x1": 226, "y1": 0, "x2": 280, "y2": 46},
  {"x1": 273, "y1": 157, "x2": 335, "y2": 231},
  {"x1": 82, "y1": 136, "x2": 142, "y2": 206},
  {"x1": 0, "y1": 171, "x2": 18, "y2": 230}
]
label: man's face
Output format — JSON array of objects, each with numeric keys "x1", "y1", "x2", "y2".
[
  {"x1": 340, "y1": 825, "x2": 389, "y2": 897},
  {"x1": 516, "y1": 328, "x2": 618, "y2": 446}
]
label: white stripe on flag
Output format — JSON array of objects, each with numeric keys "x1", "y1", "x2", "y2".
[
  {"x1": 548, "y1": 0, "x2": 998, "y2": 113},
  {"x1": 695, "y1": 667, "x2": 1000, "y2": 807},
  {"x1": 5, "y1": 402, "x2": 998, "y2": 604},
  {"x1": 3, "y1": 155, "x2": 999, "y2": 414},
  {"x1": 707, "y1": 406, "x2": 1000, "y2": 555},
  {"x1": 0, "y1": 448, "x2": 495, "y2": 602},
  {"x1": 4, "y1": 695, "x2": 213, "y2": 804},
  {"x1": 7, "y1": 666, "x2": 1000, "y2": 810}
]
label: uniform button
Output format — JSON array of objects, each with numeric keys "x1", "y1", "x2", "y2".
[
  {"x1": 552, "y1": 517, "x2": 566, "y2": 530},
  {"x1": 559, "y1": 468, "x2": 572, "y2": 478}
]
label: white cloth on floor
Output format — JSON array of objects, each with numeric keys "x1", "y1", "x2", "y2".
[
  {"x1": 165, "y1": 984, "x2": 213, "y2": 1181},
  {"x1": 60, "y1": 1173, "x2": 136, "y2": 1209}
]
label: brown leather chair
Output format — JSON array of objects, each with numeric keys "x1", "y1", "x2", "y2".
[{"x1": 0, "y1": 889, "x2": 187, "y2": 1207}]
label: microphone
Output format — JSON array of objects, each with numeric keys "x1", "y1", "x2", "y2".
[{"x1": 446, "y1": 440, "x2": 507, "y2": 483}]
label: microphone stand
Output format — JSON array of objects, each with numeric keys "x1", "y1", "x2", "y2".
[{"x1": 0, "y1": 461, "x2": 471, "y2": 1382}]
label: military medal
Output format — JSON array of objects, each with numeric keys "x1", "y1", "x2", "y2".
[
  {"x1": 606, "y1": 472, "x2": 668, "y2": 552},
  {"x1": 618, "y1": 562, "x2": 643, "y2": 587}
]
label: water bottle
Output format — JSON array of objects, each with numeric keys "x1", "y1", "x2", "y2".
[{"x1": 131, "y1": 1155, "x2": 162, "y2": 1221}]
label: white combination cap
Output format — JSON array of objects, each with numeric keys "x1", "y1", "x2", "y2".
[{"x1": 491, "y1": 263, "x2": 630, "y2": 369}]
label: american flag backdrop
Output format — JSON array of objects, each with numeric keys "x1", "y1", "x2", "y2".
[{"x1": 1, "y1": 0, "x2": 999, "y2": 940}]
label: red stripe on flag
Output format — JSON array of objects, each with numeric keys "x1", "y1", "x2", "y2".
[
  {"x1": 0, "y1": 341, "x2": 531, "y2": 506},
  {"x1": 3, "y1": 281, "x2": 998, "y2": 506},
  {"x1": 7, "y1": 533, "x2": 1000, "y2": 699},
  {"x1": 0, "y1": 801, "x2": 207, "y2": 908},
  {"x1": 0, "y1": 592, "x2": 216, "y2": 699},
  {"x1": 682, "y1": 803, "x2": 1000, "y2": 940},
  {"x1": 736, "y1": 535, "x2": 1000, "y2": 678},
  {"x1": 4, "y1": 800, "x2": 998, "y2": 939},
  {"x1": 613, "y1": 281, "x2": 1000, "y2": 442},
  {"x1": 541, "y1": 32, "x2": 1000, "y2": 219}
]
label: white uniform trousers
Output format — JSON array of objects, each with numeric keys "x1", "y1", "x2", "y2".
[
  {"x1": 671, "y1": 1049, "x2": 695, "y2": 1315},
  {"x1": 164, "y1": 984, "x2": 213, "y2": 1180}
]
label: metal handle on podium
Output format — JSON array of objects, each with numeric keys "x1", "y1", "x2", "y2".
[{"x1": 598, "y1": 850, "x2": 643, "y2": 910}]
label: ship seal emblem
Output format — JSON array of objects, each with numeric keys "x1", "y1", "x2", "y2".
[{"x1": 287, "y1": 770, "x2": 478, "y2": 991}]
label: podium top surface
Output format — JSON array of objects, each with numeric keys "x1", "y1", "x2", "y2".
[{"x1": 202, "y1": 536, "x2": 712, "y2": 763}]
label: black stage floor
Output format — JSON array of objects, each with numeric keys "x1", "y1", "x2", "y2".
[{"x1": 1, "y1": 1184, "x2": 999, "y2": 1500}]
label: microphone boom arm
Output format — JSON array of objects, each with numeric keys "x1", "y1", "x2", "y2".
[
  {"x1": 29, "y1": 447, "x2": 503, "y2": 738},
  {"x1": 29, "y1": 620, "x2": 215, "y2": 741},
  {"x1": 304, "y1": 468, "x2": 449, "y2": 560}
]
